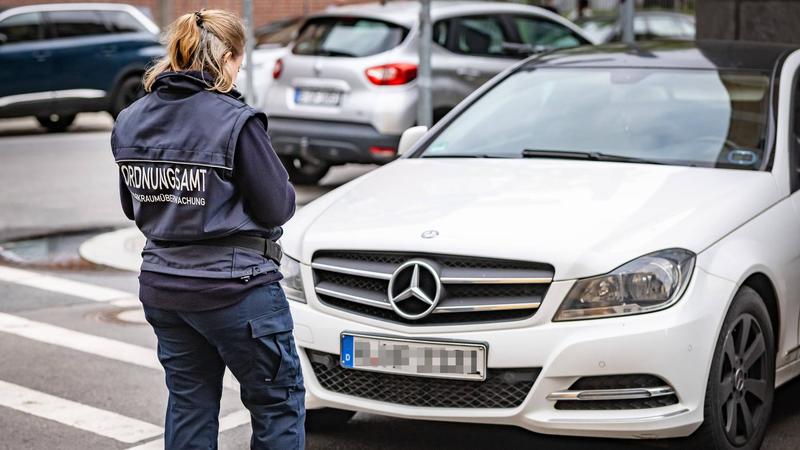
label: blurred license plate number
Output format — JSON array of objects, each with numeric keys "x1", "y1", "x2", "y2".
[
  {"x1": 294, "y1": 88, "x2": 341, "y2": 106},
  {"x1": 340, "y1": 334, "x2": 486, "y2": 381}
]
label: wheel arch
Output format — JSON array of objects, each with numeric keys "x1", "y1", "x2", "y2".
[{"x1": 740, "y1": 272, "x2": 781, "y2": 349}]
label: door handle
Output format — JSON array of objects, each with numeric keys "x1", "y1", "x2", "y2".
[
  {"x1": 32, "y1": 50, "x2": 51, "y2": 62},
  {"x1": 455, "y1": 67, "x2": 481, "y2": 79}
]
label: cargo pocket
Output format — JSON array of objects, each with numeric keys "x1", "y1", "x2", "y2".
[{"x1": 248, "y1": 308, "x2": 298, "y2": 388}]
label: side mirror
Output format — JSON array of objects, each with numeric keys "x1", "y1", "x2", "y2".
[
  {"x1": 0, "y1": 33, "x2": 7, "y2": 45},
  {"x1": 397, "y1": 126, "x2": 428, "y2": 156}
]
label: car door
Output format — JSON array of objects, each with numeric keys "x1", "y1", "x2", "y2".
[
  {"x1": 0, "y1": 11, "x2": 53, "y2": 108},
  {"x1": 789, "y1": 76, "x2": 800, "y2": 350},
  {"x1": 431, "y1": 14, "x2": 516, "y2": 119},
  {"x1": 43, "y1": 10, "x2": 114, "y2": 99}
]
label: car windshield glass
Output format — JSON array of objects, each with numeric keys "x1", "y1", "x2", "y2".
[
  {"x1": 419, "y1": 68, "x2": 771, "y2": 170},
  {"x1": 293, "y1": 17, "x2": 408, "y2": 57}
]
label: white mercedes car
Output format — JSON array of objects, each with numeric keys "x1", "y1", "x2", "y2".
[{"x1": 279, "y1": 41, "x2": 800, "y2": 449}]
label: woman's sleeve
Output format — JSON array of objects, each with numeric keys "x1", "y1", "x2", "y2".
[{"x1": 233, "y1": 117, "x2": 296, "y2": 228}]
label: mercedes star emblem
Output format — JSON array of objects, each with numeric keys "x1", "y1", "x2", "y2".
[
  {"x1": 387, "y1": 260, "x2": 442, "y2": 320},
  {"x1": 421, "y1": 230, "x2": 439, "y2": 239}
]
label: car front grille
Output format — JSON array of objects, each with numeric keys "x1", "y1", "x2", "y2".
[
  {"x1": 307, "y1": 350, "x2": 541, "y2": 408},
  {"x1": 311, "y1": 250, "x2": 554, "y2": 325}
]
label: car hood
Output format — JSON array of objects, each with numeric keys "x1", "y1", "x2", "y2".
[{"x1": 283, "y1": 159, "x2": 779, "y2": 280}]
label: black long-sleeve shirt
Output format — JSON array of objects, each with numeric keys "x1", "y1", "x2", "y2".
[{"x1": 123, "y1": 117, "x2": 296, "y2": 311}]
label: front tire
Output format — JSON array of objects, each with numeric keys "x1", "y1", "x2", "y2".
[
  {"x1": 279, "y1": 156, "x2": 330, "y2": 185},
  {"x1": 305, "y1": 408, "x2": 356, "y2": 432},
  {"x1": 686, "y1": 286, "x2": 774, "y2": 450},
  {"x1": 36, "y1": 113, "x2": 76, "y2": 132},
  {"x1": 111, "y1": 75, "x2": 144, "y2": 119}
]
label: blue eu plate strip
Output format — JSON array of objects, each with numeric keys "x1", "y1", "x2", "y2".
[{"x1": 340, "y1": 334, "x2": 354, "y2": 368}]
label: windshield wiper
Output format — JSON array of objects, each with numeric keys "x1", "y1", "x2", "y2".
[
  {"x1": 422, "y1": 153, "x2": 514, "y2": 159},
  {"x1": 521, "y1": 149, "x2": 665, "y2": 165}
]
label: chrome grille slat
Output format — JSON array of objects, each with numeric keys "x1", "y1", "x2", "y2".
[
  {"x1": 314, "y1": 283, "x2": 391, "y2": 310},
  {"x1": 312, "y1": 251, "x2": 554, "y2": 325}
]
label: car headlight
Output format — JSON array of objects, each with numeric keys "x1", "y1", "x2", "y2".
[
  {"x1": 279, "y1": 253, "x2": 306, "y2": 303},
  {"x1": 554, "y1": 248, "x2": 695, "y2": 321}
]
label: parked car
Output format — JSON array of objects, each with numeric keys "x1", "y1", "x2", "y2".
[
  {"x1": 236, "y1": 16, "x2": 302, "y2": 110},
  {"x1": 576, "y1": 11, "x2": 695, "y2": 43},
  {"x1": 264, "y1": 1, "x2": 593, "y2": 184},
  {"x1": 280, "y1": 41, "x2": 800, "y2": 449},
  {"x1": 0, "y1": 3, "x2": 161, "y2": 131}
]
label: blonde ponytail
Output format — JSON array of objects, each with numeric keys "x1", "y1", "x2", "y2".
[{"x1": 143, "y1": 9, "x2": 245, "y2": 93}]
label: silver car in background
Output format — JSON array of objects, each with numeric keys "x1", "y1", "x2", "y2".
[{"x1": 264, "y1": 1, "x2": 593, "y2": 184}]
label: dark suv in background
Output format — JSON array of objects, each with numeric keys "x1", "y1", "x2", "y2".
[{"x1": 0, "y1": 3, "x2": 162, "y2": 131}]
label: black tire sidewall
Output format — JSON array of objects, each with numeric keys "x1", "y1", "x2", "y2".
[
  {"x1": 701, "y1": 286, "x2": 775, "y2": 450},
  {"x1": 111, "y1": 76, "x2": 144, "y2": 119},
  {"x1": 36, "y1": 114, "x2": 76, "y2": 132},
  {"x1": 279, "y1": 156, "x2": 330, "y2": 185}
]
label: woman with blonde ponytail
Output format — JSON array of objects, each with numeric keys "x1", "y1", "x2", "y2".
[{"x1": 111, "y1": 9, "x2": 305, "y2": 450}]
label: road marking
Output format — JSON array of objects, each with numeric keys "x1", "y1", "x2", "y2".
[
  {"x1": 0, "y1": 265, "x2": 135, "y2": 302},
  {"x1": 0, "y1": 312, "x2": 240, "y2": 391},
  {"x1": 126, "y1": 409, "x2": 250, "y2": 450},
  {"x1": 0, "y1": 312, "x2": 161, "y2": 370},
  {"x1": 0, "y1": 380, "x2": 163, "y2": 444}
]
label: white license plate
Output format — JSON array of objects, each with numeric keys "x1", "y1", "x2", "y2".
[
  {"x1": 294, "y1": 88, "x2": 341, "y2": 106},
  {"x1": 340, "y1": 333, "x2": 487, "y2": 381}
]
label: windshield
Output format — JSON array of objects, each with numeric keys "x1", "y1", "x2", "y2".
[
  {"x1": 293, "y1": 17, "x2": 408, "y2": 57},
  {"x1": 419, "y1": 68, "x2": 771, "y2": 170}
]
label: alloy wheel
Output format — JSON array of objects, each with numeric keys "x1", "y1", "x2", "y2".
[{"x1": 718, "y1": 313, "x2": 768, "y2": 446}]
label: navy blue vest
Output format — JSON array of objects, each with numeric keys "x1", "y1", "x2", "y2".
[{"x1": 111, "y1": 71, "x2": 280, "y2": 279}]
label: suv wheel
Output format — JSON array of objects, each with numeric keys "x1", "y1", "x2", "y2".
[
  {"x1": 305, "y1": 408, "x2": 356, "y2": 432},
  {"x1": 683, "y1": 286, "x2": 774, "y2": 450},
  {"x1": 111, "y1": 75, "x2": 144, "y2": 119},
  {"x1": 36, "y1": 114, "x2": 76, "y2": 132},
  {"x1": 280, "y1": 156, "x2": 330, "y2": 185}
]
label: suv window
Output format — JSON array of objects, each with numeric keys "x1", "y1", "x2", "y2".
[
  {"x1": 102, "y1": 10, "x2": 146, "y2": 33},
  {"x1": 449, "y1": 16, "x2": 507, "y2": 57},
  {"x1": 511, "y1": 16, "x2": 584, "y2": 50},
  {"x1": 48, "y1": 10, "x2": 110, "y2": 38},
  {"x1": 293, "y1": 17, "x2": 408, "y2": 57},
  {"x1": 0, "y1": 12, "x2": 43, "y2": 44}
]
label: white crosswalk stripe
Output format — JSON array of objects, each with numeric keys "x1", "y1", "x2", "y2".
[
  {"x1": 0, "y1": 311, "x2": 162, "y2": 370},
  {"x1": 0, "y1": 380, "x2": 164, "y2": 444},
  {"x1": 127, "y1": 409, "x2": 251, "y2": 450},
  {"x1": 0, "y1": 265, "x2": 135, "y2": 302},
  {"x1": 0, "y1": 312, "x2": 240, "y2": 391},
  {"x1": 0, "y1": 265, "x2": 248, "y2": 444}
]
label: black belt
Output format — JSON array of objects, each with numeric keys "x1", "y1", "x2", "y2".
[{"x1": 170, "y1": 235, "x2": 283, "y2": 264}]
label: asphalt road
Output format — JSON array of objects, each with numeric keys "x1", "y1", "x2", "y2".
[{"x1": 1, "y1": 114, "x2": 799, "y2": 449}]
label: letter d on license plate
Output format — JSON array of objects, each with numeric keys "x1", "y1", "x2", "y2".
[{"x1": 340, "y1": 333, "x2": 487, "y2": 381}]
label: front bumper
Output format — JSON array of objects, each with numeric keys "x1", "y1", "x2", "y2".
[
  {"x1": 268, "y1": 117, "x2": 400, "y2": 165},
  {"x1": 290, "y1": 266, "x2": 736, "y2": 439}
]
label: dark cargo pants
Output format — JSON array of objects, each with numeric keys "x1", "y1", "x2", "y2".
[{"x1": 143, "y1": 283, "x2": 305, "y2": 450}]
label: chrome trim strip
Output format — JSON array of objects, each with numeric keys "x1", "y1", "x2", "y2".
[
  {"x1": 53, "y1": 89, "x2": 106, "y2": 99},
  {"x1": 546, "y1": 386, "x2": 675, "y2": 402},
  {"x1": 314, "y1": 286, "x2": 392, "y2": 310},
  {"x1": 434, "y1": 301, "x2": 542, "y2": 313},
  {"x1": 311, "y1": 262, "x2": 392, "y2": 280},
  {"x1": 546, "y1": 408, "x2": 690, "y2": 424},
  {"x1": 0, "y1": 89, "x2": 106, "y2": 109},
  {"x1": 440, "y1": 277, "x2": 552, "y2": 284}
]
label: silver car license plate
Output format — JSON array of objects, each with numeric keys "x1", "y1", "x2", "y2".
[
  {"x1": 340, "y1": 333, "x2": 487, "y2": 381},
  {"x1": 294, "y1": 88, "x2": 341, "y2": 106}
]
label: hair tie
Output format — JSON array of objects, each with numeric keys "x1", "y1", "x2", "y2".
[{"x1": 194, "y1": 11, "x2": 204, "y2": 28}]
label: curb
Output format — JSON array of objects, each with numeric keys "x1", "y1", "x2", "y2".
[{"x1": 79, "y1": 227, "x2": 144, "y2": 272}]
